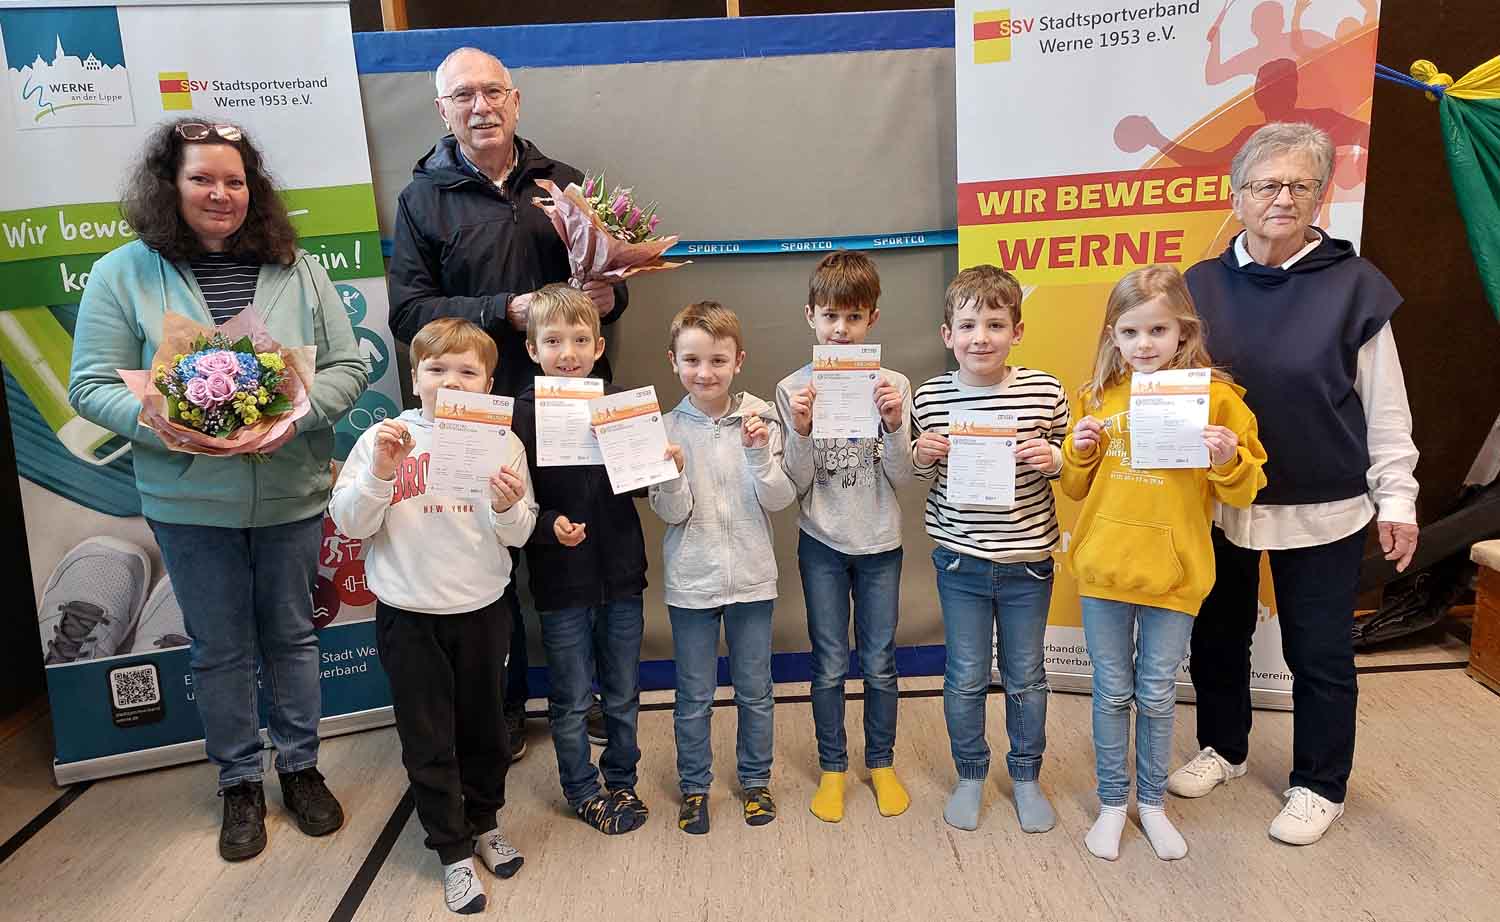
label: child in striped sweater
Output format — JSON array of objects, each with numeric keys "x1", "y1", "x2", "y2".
[{"x1": 911, "y1": 265, "x2": 1070, "y2": 834}]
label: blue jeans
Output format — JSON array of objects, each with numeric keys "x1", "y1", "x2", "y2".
[
  {"x1": 1080, "y1": 598, "x2": 1194, "y2": 807},
  {"x1": 669, "y1": 601, "x2": 775, "y2": 794},
  {"x1": 798, "y1": 531, "x2": 901, "y2": 772},
  {"x1": 148, "y1": 515, "x2": 324, "y2": 789},
  {"x1": 539, "y1": 596, "x2": 644, "y2": 807},
  {"x1": 933, "y1": 546, "x2": 1053, "y2": 782}
]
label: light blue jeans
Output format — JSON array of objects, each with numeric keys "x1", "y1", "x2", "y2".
[
  {"x1": 799, "y1": 531, "x2": 902, "y2": 772},
  {"x1": 933, "y1": 547, "x2": 1053, "y2": 782},
  {"x1": 1080, "y1": 597, "x2": 1194, "y2": 806},
  {"x1": 668, "y1": 601, "x2": 775, "y2": 794},
  {"x1": 148, "y1": 515, "x2": 324, "y2": 788}
]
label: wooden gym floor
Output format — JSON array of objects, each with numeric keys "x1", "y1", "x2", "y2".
[{"x1": 1, "y1": 622, "x2": 1496, "y2": 922}]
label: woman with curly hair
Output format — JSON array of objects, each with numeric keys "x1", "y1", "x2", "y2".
[{"x1": 68, "y1": 117, "x2": 368, "y2": 861}]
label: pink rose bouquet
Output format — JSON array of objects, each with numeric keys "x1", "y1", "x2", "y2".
[{"x1": 119, "y1": 309, "x2": 315, "y2": 457}]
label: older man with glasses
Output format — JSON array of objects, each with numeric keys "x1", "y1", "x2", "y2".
[{"x1": 388, "y1": 47, "x2": 626, "y2": 773}]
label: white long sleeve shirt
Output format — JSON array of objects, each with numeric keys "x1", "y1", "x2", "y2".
[{"x1": 329, "y1": 409, "x2": 537, "y2": 614}]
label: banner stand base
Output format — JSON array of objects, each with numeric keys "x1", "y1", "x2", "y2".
[{"x1": 53, "y1": 706, "x2": 395, "y2": 786}]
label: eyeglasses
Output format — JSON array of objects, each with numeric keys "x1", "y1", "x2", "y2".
[
  {"x1": 437, "y1": 85, "x2": 516, "y2": 108},
  {"x1": 1241, "y1": 179, "x2": 1321, "y2": 202},
  {"x1": 176, "y1": 122, "x2": 242, "y2": 142}
]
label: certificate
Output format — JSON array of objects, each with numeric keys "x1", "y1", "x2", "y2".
[
  {"x1": 588, "y1": 385, "x2": 680, "y2": 495},
  {"x1": 946, "y1": 410, "x2": 1017, "y2": 507},
  {"x1": 811, "y1": 344, "x2": 881, "y2": 440},
  {"x1": 534, "y1": 376, "x2": 605, "y2": 467},
  {"x1": 1129, "y1": 368, "x2": 1211, "y2": 469},
  {"x1": 427, "y1": 389, "x2": 516, "y2": 501}
]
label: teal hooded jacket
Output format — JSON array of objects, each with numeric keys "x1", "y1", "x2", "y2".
[{"x1": 68, "y1": 240, "x2": 368, "y2": 527}]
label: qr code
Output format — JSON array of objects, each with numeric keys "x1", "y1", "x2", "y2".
[{"x1": 109, "y1": 664, "x2": 162, "y2": 709}]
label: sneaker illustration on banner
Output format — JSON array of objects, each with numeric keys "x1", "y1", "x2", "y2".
[
  {"x1": 38, "y1": 536, "x2": 151, "y2": 664},
  {"x1": 130, "y1": 576, "x2": 191, "y2": 653}
]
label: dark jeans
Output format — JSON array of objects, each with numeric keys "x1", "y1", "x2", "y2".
[
  {"x1": 503, "y1": 547, "x2": 529, "y2": 711},
  {"x1": 376, "y1": 597, "x2": 511, "y2": 864},
  {"x1": 539, "y1": 596, "x2": 644, "y2": 807},
  {"x1": 1189, "y1": 526, "x2": 1364, "y2": 803},
  {"x1": 148, "y1": 515, "x2": 323, "y2": 789}
]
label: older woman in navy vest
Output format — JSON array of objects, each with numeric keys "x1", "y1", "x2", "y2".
[{"x1": 1169, "y1": 122, "x2": 1419, "y2": 845}]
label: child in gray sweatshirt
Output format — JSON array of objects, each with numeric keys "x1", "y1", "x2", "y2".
[{"x1": 649, "y1": 301, "x2": 795, "y2": 836}]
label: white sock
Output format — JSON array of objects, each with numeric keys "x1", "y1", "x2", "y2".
[
  {"x1": 1138, "y1": 803, "x2": 1187, "y2": 860},
  {"x1": 442, "y1": 857, "x2": 486, "y2": 914},
  {"x1": 1085, "y1": 805, "x2": 1128, "y2": 861}
]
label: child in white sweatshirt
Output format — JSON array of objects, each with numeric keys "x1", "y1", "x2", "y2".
[{"x1": 330, "y1": 318, "x2": 536, "y2": 915}]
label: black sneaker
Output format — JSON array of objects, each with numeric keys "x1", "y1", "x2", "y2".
[
  {"x1": 575, "y1": 793, "x2": 643, "y2": 835},
  {"x1": 743, "y1": 787, "x2": 777, "y2": 827},
  {"x1": 586, "y1": 695, "x2": 607, "y2": 746},
  {"x1": 609, "y1": 787, "x2": 650, "y2": 825},
  {"x1": 278, "y1": 766, "x2": 344, "y2": 836},
  {"x1": 678, "y1": 793, "x2": 710, "y2": 835},
  {"x1": 506, "y1": 706, "x2": 527, "y2": 762},
  {"x1": 219, "y1": 780, "x2": 267, "y2": 861}
]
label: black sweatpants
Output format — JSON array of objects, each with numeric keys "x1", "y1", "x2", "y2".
[
  {"x1": 376, "y1": 596, "x2": 512, "y2": 863},
  {"x1": 1189, "y1": 526, "x2": 1365, "y2": 803}
]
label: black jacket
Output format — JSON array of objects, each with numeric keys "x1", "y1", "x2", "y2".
[
  {"x1": 387, "y1": 134, "x2": 628, "y2": 398},
  {"x1": 511, "y1": 382, "x2": 649, "y2": 612}
]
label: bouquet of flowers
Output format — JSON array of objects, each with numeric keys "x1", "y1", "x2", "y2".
[
  {"x1": 533, "y1": 174, "x2": 688, "y2": 284},
  {"x1": 119, "y1": 309, "x2": 315, "y2": 457}
]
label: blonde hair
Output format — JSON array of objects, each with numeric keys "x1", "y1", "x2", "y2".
[
  {"x1": 526, "y1": 283, "x2": 601, "y2": 344},
  {"x1": 808, "y1": 250, "x2": 881, "y2": 311},
  {"x1": 668, "y1": 301, "x2": 743, "y2": 353},
  {"x1": 410, "y1": 317, "x2": 498, "y2": 376},
  {"x1": 944, "y1": 264, "x2": 1023, "y2": 327},
  {"x1": 1081, "y1": 264, "x2": 1229, "y2": 410}
]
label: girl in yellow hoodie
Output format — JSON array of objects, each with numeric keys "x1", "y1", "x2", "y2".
[{"x1": 1061, "y1": 264, "x2": 1266, "y2": 863}]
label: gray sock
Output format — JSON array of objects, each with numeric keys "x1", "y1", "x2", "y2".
[
  {"x1": 1012, "y1": 781, "x2": 1056, "y2": 833},
  {"x1": 944, "y1": 778, "x2": 984, "y2": 831}
]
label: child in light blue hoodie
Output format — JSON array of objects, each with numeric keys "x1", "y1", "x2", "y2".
[{"x1": 649, "y1": 301, "x2": 796, "y2": 836}]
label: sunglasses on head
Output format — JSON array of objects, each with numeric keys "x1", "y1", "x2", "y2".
[{"x1": 176, "y1": 122, "x2": 242, "y2": 142}]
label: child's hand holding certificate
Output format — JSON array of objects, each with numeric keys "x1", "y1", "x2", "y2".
[
  {"x1": 946, "y1": 410, "x2": 1017, "y2": 507},
  {"x1": 588, "y1": 385, "x2": 680, "y2": 494},
  {"x1": 1129, "y1": 368, "x2": 1211, "y2": 469},
  {"x1": 811, "y1": 344, "x2": 881, "y2": 439},
  {"x1": 535, "y1": 376, "x2": 605, "y2": 466},
  {"x1": 427, "y1": 389, "x2": 517, "y2": 500}
]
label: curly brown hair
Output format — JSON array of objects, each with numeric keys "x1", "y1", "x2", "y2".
[{"x1": 120, "y1": 117, "x2": 298, "y2": 265}]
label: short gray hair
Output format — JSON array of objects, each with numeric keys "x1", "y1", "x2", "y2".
[
  {"x1": 1229, "y1": 122, "x2": 1334, "y2": 191},
  {"x1": 434, "y1": 47, "x2": 507, "y2": 95}
]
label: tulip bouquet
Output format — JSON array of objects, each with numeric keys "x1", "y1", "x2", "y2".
[
  {"x1": 533, "y1": 174, "x2": 688, "y2": 284},
  {"x1": 119, "y1": 310, "x2": 314, "y2": 457}
]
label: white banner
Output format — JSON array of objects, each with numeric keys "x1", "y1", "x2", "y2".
[{"x1": 955, "y1": 0, "x2": 1384, "y2": 705}]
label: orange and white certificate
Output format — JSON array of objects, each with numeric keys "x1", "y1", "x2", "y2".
[
  {"x1": 946, "y1": 410, "x2": 1017, "y2": 507},
  {"x1": 535, "y1": 376, "x2": 604, "y2": 467},
  {"x1": 428, "y1": 389, "x2": 516, "y2": 500},
  {"x1": 587, "y1": 385, "x2": 678, "y2": 494},
  {"x1": 1129, "y1": 368, "x2": 1210, "y2": 469},
  {"x1": 811, "y1": 344, "x2": 881, "y2": 439}
]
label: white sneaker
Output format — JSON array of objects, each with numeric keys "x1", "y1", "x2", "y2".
[
  {"x1": 443, "y1": 858, "x2": 486, "y2": 914},
  {"x1": 38, "y1": 536, "x2": 151, "y2": 663},
  {"x1": 1268, "y1": 786, "x2": 1344, "y2": 845},
  {"x1": 129, "y1": 576, "x2": 191, "y2": 653},
  {"x1": 474, "y1": 825, "x2": 524, "y2": 878},
  {"x1": 1167, "y1": 747, "x2": 1247, "y2": 798}
]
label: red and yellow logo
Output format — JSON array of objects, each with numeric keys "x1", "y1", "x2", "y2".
[
  {"x1": 158, "y1": 71, "x2": 193, "y2": 110},
  {"x1": 973, "y1": 11, "x2": 1035, "y2": 64}
]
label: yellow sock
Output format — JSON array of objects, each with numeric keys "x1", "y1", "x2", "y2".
[
  {"x1": 810, "y1": 771, "x2": 847, "y2": 823},
  {"x1": 870, "y1": 767, "x2": 910, "y2": 817}
]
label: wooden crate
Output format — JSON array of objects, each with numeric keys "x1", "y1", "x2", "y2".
[{"x1": 1469, "y1": 543, "x2": 1500, "y2": 695}]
